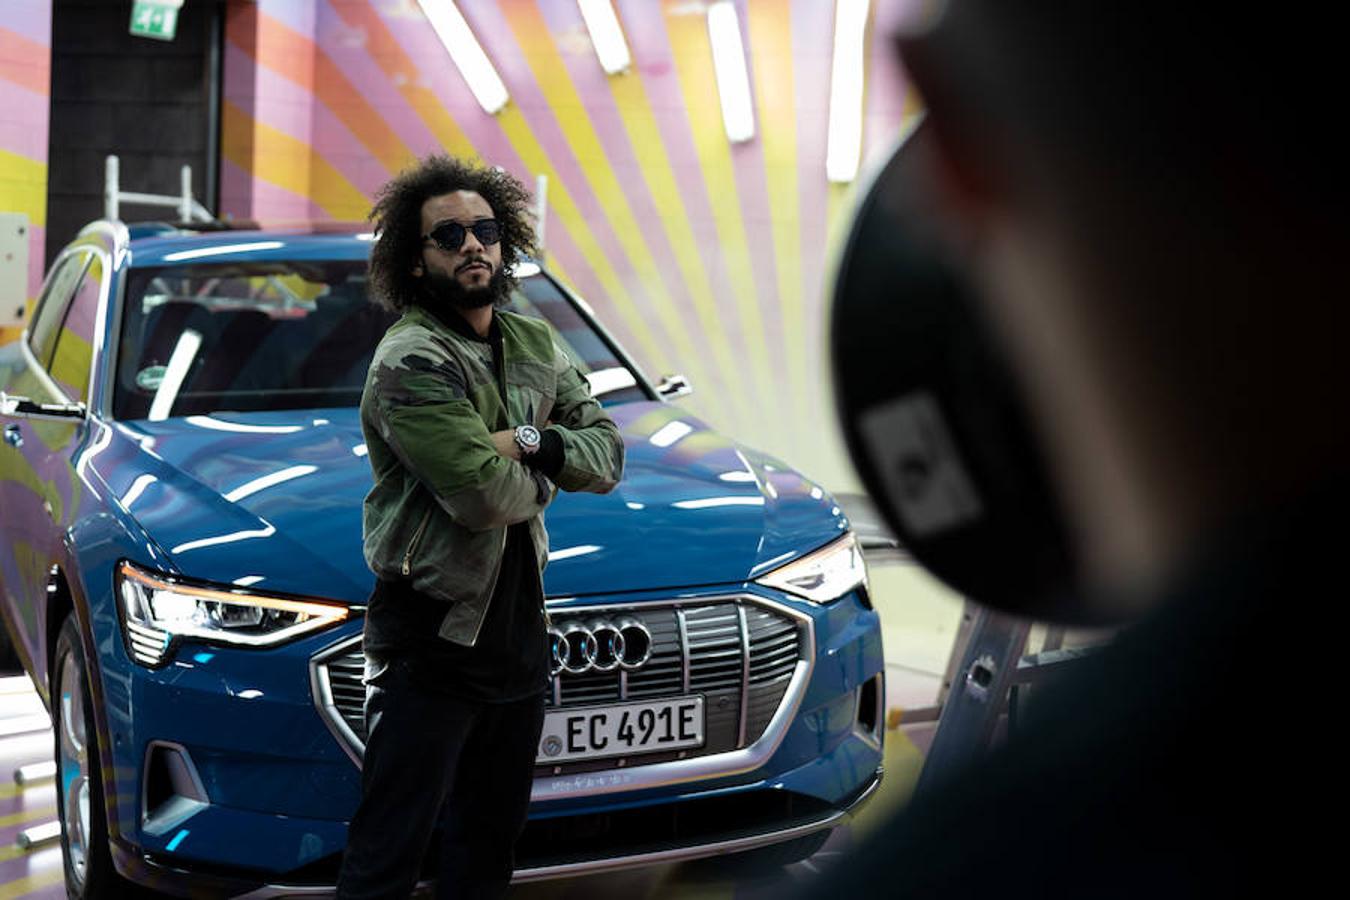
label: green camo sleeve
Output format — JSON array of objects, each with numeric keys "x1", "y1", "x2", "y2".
[
  {"x1": 545, "y1": 338, "x2": 625, "y2": 494},
  {"x1": 372, "y1": 343, "x2": 547, "y2": 531}
]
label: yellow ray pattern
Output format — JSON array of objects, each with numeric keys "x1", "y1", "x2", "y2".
[
  {"x1": 498, "y1": 0, "x2": 735, "y2": 427},
  {"x1": 221, "y1": 100, "x2": 369, "y2": 220},
  {"x1": 326, "y1": 2, "x2": 477, "y2": 162},
  {"x1": 0, "y1": 869, "x2": 66, "y2": 900},
  {"x1": 493, "y1": 105, "x2": 674, "y2": 384},
  {"x1": 251, "y1": 10, "x2": 418, "y2": 177},
  {"x1": 0, "y1": 148, "x2": 46, "y2": 228},
  {"x1": 661, "y1": 5, "x2": 784, "y2": 450},
  {"x1": 746, "y1": 4, "x2": 810, "y2": 436},
  {"x1": 601, "y1": 24, "x2": 759, "y2": 429},
  {"x1": 306, "y1": 4, "x2": 683, "y2": 422},
  {"x1": 329, "y1": 5, "x2": 677, "y2": 393}
]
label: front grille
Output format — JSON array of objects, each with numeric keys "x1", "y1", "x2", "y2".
[{"x1": 312, "y1": 596, "x2": 808, "y2": 776}]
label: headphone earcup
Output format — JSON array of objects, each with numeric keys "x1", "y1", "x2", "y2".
[{"x1": 832, "y1": 123, "x2": 1089, "y2": 623}]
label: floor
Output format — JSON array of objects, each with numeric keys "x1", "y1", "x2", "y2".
[{"x1": 0, "y1": 554, "x2": 965, "y2": 898}]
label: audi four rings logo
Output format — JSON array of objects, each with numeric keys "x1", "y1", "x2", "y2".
[{"x1": 549, "y1": 617, "x2": 652, "y2": 676}]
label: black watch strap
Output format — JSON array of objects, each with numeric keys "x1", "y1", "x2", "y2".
[{"x1": 521, "y1": 428, "x2": 565, "y2": 479}]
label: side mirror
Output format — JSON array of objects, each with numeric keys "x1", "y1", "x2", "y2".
[
  {"x1": 656, "y1": 374, "x2": 693, "y2": 400},
  {"x1": 0, "y1": 391, "x2": 87, "y2": 420}
]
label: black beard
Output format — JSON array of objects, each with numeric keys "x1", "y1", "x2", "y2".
[{"x1": 421, "y1": 266, "x2": 510, "y2": 310}]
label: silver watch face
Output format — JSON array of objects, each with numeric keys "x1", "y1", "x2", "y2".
[{"x1": 516, "y1": 425, "x2": 541, "y2": 449}]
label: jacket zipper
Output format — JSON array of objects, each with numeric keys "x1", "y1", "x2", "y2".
[{"x1": 401, "y1": 507, "x2": 434, "y2": 576}]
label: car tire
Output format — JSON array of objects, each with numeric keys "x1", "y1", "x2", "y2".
[{"x1": 52, "y1": 613, "x2": 130, "y2": 898}]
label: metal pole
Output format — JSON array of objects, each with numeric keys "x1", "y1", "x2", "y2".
[
  {"x1": 205, "y1": 1, "x2": 223, "y2": 216},
  {"x1": 534, "y1": 174, "x2": 548, "y2": 256},
  {"x1": 936, "y1": 599, "x2": 976, "y2": 708},
  {"x1": 914, "y1": 606, "x2": 1031, "y2": 799},
  {"x1": 105, "y1": 155, "x2": 120, "y2": 221},
  {"x1": 179, "y1": 165, "x2": 193, "y2": 222}
]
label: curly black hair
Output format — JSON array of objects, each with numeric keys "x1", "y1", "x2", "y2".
[{"x1": 367, "y1": 155, "x2": 536, "y2": 312}]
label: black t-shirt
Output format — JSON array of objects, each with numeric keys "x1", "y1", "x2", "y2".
[
  {"x1": 360, "y1": 301, "x2": 556, "y2": 703},
  {"x1": 363, "y1": 525, "x2": 549, "y2": 702}
]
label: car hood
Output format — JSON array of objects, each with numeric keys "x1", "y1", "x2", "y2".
[{"x1": 97, "y1": 403, "x2": 849, "y2": 603}]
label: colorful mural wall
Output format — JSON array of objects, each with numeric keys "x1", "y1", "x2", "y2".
[
  {"x1": 1, "y1": 0, "x2": 918, "y2": 494},
  {"x1": 0, "y1": 0, "x2": 51, "y2": 346},
  {"x1": 223, "y1": 0, "x2": 918, "y2": 492}
]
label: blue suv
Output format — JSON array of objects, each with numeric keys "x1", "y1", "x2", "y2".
[{"x1": 0, "y1": 220, "x2": 884, "y2": 896}]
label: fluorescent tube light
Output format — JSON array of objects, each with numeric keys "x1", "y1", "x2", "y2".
[
  {"x1": 577, "y1": 0, "x2": 631, "y2": 75},
  {"x1": 707, "y1": 1, "x2": 755, "y2": 143},
  {"x1": 416, "y1": 0, "x2": 509, "y2": 115},
  {"x1": 826, "y1": 0, "x2": 870, "y2": 182}
]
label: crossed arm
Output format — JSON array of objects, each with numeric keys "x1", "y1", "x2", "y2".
[{"x1": 371, "y1": 337, "x2": 623, "y2": 532}]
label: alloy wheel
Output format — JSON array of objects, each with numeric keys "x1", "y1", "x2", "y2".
[{"x1": 57, "y1": 650, "x2": 91, "y2": 893}]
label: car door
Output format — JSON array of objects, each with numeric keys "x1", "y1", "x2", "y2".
[{"x1": 0, "y1": 247, "x2": 99, "y2": 678}]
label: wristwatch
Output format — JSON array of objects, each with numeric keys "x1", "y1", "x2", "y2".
[{"x1": 514, "y1": 424, "x2": 542, "y2": 456}]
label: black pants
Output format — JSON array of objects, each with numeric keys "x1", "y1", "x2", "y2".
[{"x1": 336, "y1": 659, "x2": 546, "y2": 900}]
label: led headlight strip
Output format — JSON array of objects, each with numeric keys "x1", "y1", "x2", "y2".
[
  {"x1": 754, "y1": 532, "x2": 869, "y2": 604},
  {"x1": 117, "y1": 561, "x2": 350, "y2": 667}
]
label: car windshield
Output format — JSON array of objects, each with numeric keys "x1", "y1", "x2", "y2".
[{"x1": 113, "y1": 259, "x2": 648, "y2": 420}]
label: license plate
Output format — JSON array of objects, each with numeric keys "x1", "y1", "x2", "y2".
[{"x1": 537, "y1": 696, "x2": 705, "y2": 763}]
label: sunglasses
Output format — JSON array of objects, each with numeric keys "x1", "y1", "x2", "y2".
[{"x1": 422, "y1": 218, "x2": 502, "y2": 253}]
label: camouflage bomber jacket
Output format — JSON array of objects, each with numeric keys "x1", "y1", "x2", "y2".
[{"x1": 359, "y1": 303, "x2": 625, "y2": 646}]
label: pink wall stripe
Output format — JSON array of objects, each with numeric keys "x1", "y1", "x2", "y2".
[
  {"x1": 0, "y1": 112, "x2": 48, "y2": 161},
  {"x1": 0, "y1": 2, "x2": 51, "y2": 47},
  {"x1": 313, "y1": 0, "x2": 445, "y2": 160},
  {"x1": 531, "y1": 0, "x2": 724, "y2": 387},
  {"x1": 792, "y1": 0, "x2": 837, "y2": 414},
  {"x1": 726, "y1": 0, "x2": 786, "y2": 386},
  {"x1": 224, "y1": 41, "x2": 383, "y2": 208},
  {"x1": 254, "y1": 0, "x2": 316, "y2": 44},
  {"x1": 614, "y1": 0, "x2": 753, "y2": 379},
  {"x1": 864, "y1": 0, "x2": 912, "y2": 167},
  {"x1": 0, "y1": 79, "x2": 47, "y2": 136},
  {"x1": 459, "y1": 2, "x2": 671, "y2": 350},
  {"x1": 24, "y1": 222, "x2": 45, "y2": 300},
  {"x1": 220, "y1": 158, "x2": 324, "y2": 222}
]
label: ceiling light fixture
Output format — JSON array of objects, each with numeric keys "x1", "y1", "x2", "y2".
[
  {"x1": 577, "y1": 0, "x2": 631, "y2": 75},
  {"x1": 826, "y1": 0, "x2": 871, "y2": 182},
  {"x1": 416, "y1": 0, "x2": 509, "y2": 115},
  {"x1": 707, "y1": 1, "x2": 755, "y2": 143}
]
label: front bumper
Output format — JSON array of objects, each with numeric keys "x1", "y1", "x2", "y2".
[
  {"x1": 102, "y1": 587, "x2": 884, "y2": 893},
  {"x1": 514, "y1": 768, "x2": 883, "y2": 882},
  {"x1": 122, "y1": 761, "x2": 885, "y2": 898}
]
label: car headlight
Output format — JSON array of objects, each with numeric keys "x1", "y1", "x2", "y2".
[
  {"x1": 117, "y1": 560, "x2": 350, "y2": 667},
  {"x1": 754, "y1": 533, "x2": 868, "y2": 604}
]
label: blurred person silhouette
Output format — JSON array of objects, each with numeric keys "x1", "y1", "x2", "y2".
[{"x1": 814, "y1": 1, "x2": 1345, "y2": 896}]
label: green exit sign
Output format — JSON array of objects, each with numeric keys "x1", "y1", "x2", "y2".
[{"x1": 129, "y1": 0, "x2": 184, "y2": 42}]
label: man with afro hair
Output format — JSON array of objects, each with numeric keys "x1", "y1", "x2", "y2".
[{"x1": 338, "y1": 156, "x2": 624, "y2": 899}]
